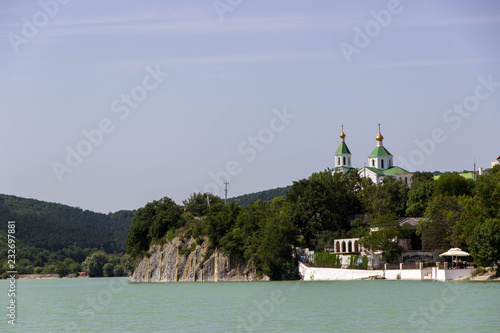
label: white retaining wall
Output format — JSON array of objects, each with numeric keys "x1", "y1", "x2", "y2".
[
  {"x1": 299, "y1": 262, "x2": 472, "y2": 281},
  {"x1": 299, "y1": 262, "x2": 384, "y2": 280},
  {"x1": 432, "y1": 267, "x2": 474, "y2": 281}
]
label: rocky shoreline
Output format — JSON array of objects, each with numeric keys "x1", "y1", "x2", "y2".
[{"x1": 131, "y1": 236, "x2": 268, "y2": 282}]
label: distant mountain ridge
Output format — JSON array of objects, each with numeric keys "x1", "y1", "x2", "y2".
[
  {"x1": 0, "y1": 194, "x2": 135, "y2": 253},
  {"x1": 228, "y1": 186, "x2": 292, "y2": 207}
]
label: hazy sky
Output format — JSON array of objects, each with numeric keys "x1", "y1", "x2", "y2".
[{"x1": 1, "y1": 0, "x2": 499, "y2": 213}]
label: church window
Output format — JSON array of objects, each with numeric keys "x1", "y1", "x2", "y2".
[
  {"x1": 381, "y1": 159, "x2": 384, "y2": 169},
  {"x1": 389, "y1": 159, "x2": 392, "y2": 167},
  {"x1": 371, "y1": 159, "x2": 375, "y2": 167},
  {"x1": 338, "y1": 157, "x2": 341, "y2": 165},
  {"x1": 343, "y1": 157, "x2": 346, "y2": 165}
]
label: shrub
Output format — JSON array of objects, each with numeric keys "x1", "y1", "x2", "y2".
[
  {"x1": 179, "y1": 243, "x2": 192, "y2": 257},
  {"x1": 472, "y1": 267, "x2": 485, "y2": 277},
  {"x1": 158, "y1": 238, "x2": 167, "y2": 248},
  {"x1": 103, "y1": 263, "x2": 114, "y2": 277},
  {"x1": 166, "y1": 229, "x2": 178, "y2": 242},
  {"x1": 314, "y1": 253, "x2": 341, "y2": 268},
  {"x1": 349, "y1": 255, "x2": 359, "y2": 269},
  {"x1": 114, "y1": 264, "x2": 125, "y2": 277},
  {"x1": 43, "y1": 265, "x2": 56, "y2": 274}
]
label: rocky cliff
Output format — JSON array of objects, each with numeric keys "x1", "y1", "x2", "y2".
[{"x1": 131, "y1": 237, "x2": 268, "y2": 282}]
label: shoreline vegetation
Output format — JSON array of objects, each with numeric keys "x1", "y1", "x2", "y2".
[
  {"x1": 127, "y1": 167, "x2": 500, "y2": 282},
  {"x1": 2, "y1": 167, "x2": 499, "y2": 281}
]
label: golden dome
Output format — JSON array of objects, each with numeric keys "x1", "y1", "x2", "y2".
[
  {"x1": 376, "y1": 123, "x2": 384, "y2": 141},
  {"x1": 340, "y1": 125, "x2": 346, "y2": 139}
]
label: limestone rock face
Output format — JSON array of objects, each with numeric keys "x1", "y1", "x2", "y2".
[{"x1": 130, "y1": 237, "x2": 268, "y2": 282}]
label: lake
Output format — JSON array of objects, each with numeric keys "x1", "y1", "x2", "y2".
[{"x1": 1, "y1": 277, "x2": 499, "y2": 332}]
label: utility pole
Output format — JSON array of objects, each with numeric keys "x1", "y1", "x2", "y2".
[
  {"x1": 473, "y1": 159, "x2": 476, "y2": 181},
  {"x1": 224, "y1": 181, "x2": 229, "y2": 205}
]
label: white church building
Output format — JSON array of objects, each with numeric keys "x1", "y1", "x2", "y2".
[{"x1": 334, "y1": 124, "x2": 413, "y2": 186}]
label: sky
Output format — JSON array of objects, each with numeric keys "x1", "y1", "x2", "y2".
[{"x1": 1, "y1": 0, "x2": 499, "y2": 213}]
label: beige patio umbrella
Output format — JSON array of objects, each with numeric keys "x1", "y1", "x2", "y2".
[{"x1": 439, "y1": 248, "x2": 470, "y2": 267}]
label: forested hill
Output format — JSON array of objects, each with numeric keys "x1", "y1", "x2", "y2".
[
  {"x1": 228, "y1": 186, "x2": 291, "y2": 207},
  {"x1": 0, "y1": 194, "x2": 135, "y2": 253}
]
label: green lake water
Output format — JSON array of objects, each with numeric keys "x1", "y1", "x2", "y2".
[{"x1": 1, "y1": 277, "x2": 499, "y2": 332}]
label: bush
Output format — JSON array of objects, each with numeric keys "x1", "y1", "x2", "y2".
[
  {"x1": 158, "y1": 238, "x2": 167, "y2": 248},
  {"x1": 362, "y1": 255, "x2": 368, "y2": 270},
  {"x1": 179, "y1": 242, "x2": 192, "y2": 257},
  {"x1": 472, "y1": 267, "x2": 485, "y2": 277},
  {"x1": 43, "y1": 265, "x2": 56, "y2": 274},
  {"x1": 349, "y1": 255, "x2": 359, "y2": 269},
  {"x1": 314, "y1": 253, "x2": 341, "y2": 268},
  {"x1": 103, "y1": 263, "x2": 114, "y2": 277},
  {"x1": 55, "y1": 263, "x2": 69, "y2": 277},
  {"x1": 114, "y1": 264, "x2": 125, "y2": 277},
  {"x1": 69, "y1": 262, "x2": 81, "y2": 274},
  {"x1": 166, "y1": 229, "x2": 178, "y2": 242}
]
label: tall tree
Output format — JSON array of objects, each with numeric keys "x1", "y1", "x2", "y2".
[
  {"x1": 286, "y1": 170, "x2": 361, "y2": 248},
  {"x1": 418, "y1": 195, "x2": 464, "y2": 250},
  {"x1": 359, "y1": 176, "x2": 409, "y2": 221},
  {"x1": 183, "y1": 193, "x2": 223, "y2": 217},
  {"x1": 468, "y1": 218, "x2": 500, "y2": 268},
  {"x1": 433, "y1": 172, "x2": 474, "y2": 197},
  {"x1": 204, "y1": 202, "x2": 241, "y2": 250},
  {"x1": 126, "y1": 196, "x2": 182, "y2": 259},
  {"x1": 406, "y1": 172, "x2": 434, "y2": 217}
]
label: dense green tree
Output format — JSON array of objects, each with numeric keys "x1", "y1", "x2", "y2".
[
  {"x1": 467, "y1": 218, "x2": 500, "y2": 268},
  {"x1": 69, "y1": 262, "x2": 81, "y2": 274},
  {"x1": 0, "y1": 194, "x2": 134, "y2": 253},
  {"x1": 114, "y1": 264, "x2": 126, "y2": 277},
  {"x1": 433, "y1": 172, "x2": 474, "y2": 197},
  {"x1": 286, "y1": 170, "x2": 361, "y2": 248},
  {"x1": 103, "y1": 263, "x2": 114, "y2": 277},
  {"x1": 204, "y1": 202, "x2": 241, "y2": 249},
  {"x1": 82, "y1": 252, "x2": 108, "y2": 277},
  {"x1": 218, "y1": 200, "x2": 269, "y2": 257},
  {"x1": 406, "y1": 172, "x2": 434, "y2": 217},
  {"x1": 418, "y1": 195, "x2": 464, "y2": 250},
  {"x1": 228, "y1": 186, "x2": 291, "y2": 207},
  {"x1": 360, "y1": 176, "x2": 409, "y2": 220},
  {"x1": 361, "y1": 226, "x2": 405, "y2": 264},
  {"x1": 55, "y1": 263, "x2": 69, "y2": 278},
  {"x1": 183, "y1": 193, "x2": 223, "y2": 217},
  {"x1": 250, "y1": 198, "x2": 298, "y2": 280},
  {"x1": 474, "y1": 166, "x2": 500, "y2": 218},
  {"x1": 126, "y1": 196, "x2": 182, "y2": 259},
  {"x1": 147, "y1": 197, "x2": 183, "y2": 241}
]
